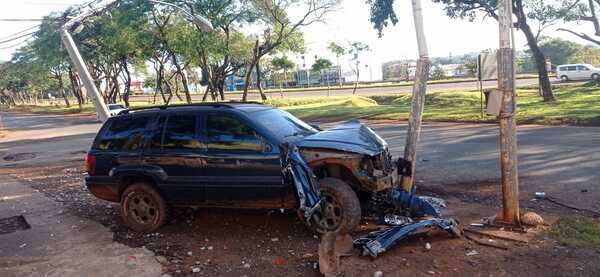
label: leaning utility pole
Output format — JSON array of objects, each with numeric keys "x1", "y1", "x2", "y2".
[
  {"x1": 497, "y1": 0, "x2": 521, "y2": 224},
  {"x1": 401, "y1": 0, "x2": 431, "y2": 192}
]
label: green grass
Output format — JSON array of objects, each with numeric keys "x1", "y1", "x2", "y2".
[
  {"x1": 550, "y1": 217, "x2": 600, "y2": 248},
  {"x1": 279, "y1": 83, "x2": 600, "y2": 125},
  {"x1": 4, "y1": 82, "x2": 600, "y2": 126}
]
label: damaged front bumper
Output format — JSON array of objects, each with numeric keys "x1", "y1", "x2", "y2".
[{"x1": 354, "y1": 218, "x2": 462, "y2": 257}]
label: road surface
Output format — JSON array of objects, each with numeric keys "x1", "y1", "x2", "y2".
[
  {"x1": 130, "y1": 78, "x2": 542, "y2": 101},
  {"x1": 1, "y1": 111, "x2": 598, "y2": 208}
]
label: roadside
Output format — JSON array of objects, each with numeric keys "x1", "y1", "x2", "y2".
[
  {"x1": 0, "y1": 174, "x2": 163, "y2": 277},
  {"x1": 277, "y1": 83, "x2": 600, "y2": 126},
  {"x1": 1, "y1": 111, "x2": 600, "y2": 276}
]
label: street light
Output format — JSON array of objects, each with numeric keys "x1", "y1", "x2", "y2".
[
  {"x1": 147, "y1": 0, "x2": 213, "y2": 32},
  {"x1": 60, "y1": 0, "x2": 213, "y2": 122}
]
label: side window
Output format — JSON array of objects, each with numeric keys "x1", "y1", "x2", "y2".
[
  {"x1": 558, "y1": 66, "x2": 565, "y2": 71},
  {"x1": 578, "y1": 65, "x2": 590, "y2": 71},
  {"x1": 205, "y1": 114, "x2": 262, "y2": 152},
  {"x1": 567, "y1": 66, "x2": 577, "y2": 71},
  {"x1": 96, "y1": 116, "x2": 148, "y2": 151},
  {"x1": 162, "y1": 115, "x2": 202, "y2": 150}
]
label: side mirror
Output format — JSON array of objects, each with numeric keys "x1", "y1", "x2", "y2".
[{"x1": 309, "y1": 124, "x2": 322, "y2": 131}]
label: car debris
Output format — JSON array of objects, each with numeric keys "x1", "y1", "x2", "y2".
[
  {"x1": 284, "y1": 145, "x2": 321, "y2": 221},
  {"x1": 389, "y1": 187, "x2": 446, "y2": 217},
  {"x1": 354, "y1": 217, "x2": 462, "y2": 258}
]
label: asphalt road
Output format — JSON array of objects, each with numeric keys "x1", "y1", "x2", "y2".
[
  {"x1": 1, "y1": 111, "x2": 598, "y2": 208},
  {"x1": 130, "y1": 78, "x2": 542, "y2": 101}
]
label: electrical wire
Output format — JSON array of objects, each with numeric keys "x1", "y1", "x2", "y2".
[
  {"x1": 0, "y1": 25, "x2": 40, "y2": 42},
  {"x1": 0, "y1": 37, "x2": 33, "y2": 50},
  {"x1": 0, "y1": 32, "x2": 36, "y2": 45}
]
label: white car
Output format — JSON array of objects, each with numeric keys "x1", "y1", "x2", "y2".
[
  {"x1": 107, "y1": 104, "x2": 127, "y2": 117},
  {"x1": 557, "y1": 64, "x2": 600, "y2": 82}
]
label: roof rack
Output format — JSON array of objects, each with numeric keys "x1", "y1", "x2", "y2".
[{"x1": 117, "y1": 101, "x2": 265, "y2": 115}]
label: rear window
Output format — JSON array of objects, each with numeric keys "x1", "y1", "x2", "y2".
[{"x1": 95, "y1": 116, "x2": 149, "y2": 151}]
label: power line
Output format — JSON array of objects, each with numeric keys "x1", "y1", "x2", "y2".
[
  {"x1": 0, "y1": 19, "x2": 45, "y2": 22},
  {"x1": 0, "y1": 25, "x2": 40, "y2": 42},
  {"x1": 0, "y1": 32, "x2": 36, "y2": 45},
  {"x1": 0, "y1": 37, "x2": 33, "y2": 50}
]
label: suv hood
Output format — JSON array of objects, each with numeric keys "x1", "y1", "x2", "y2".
[{"x1": 296, "y1": 120, "x2": 388, "y2": 156}]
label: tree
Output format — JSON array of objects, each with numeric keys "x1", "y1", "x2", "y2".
[
  {"x1": 311, "y1": 58, "x2": 333, "y2": 73},
  {"x1": 241, "y1": 0, "x2": 338, "y2": 101},
  {"x1": 431, "y1": 66, "x2": 446, "y2": 80},
  {"x1": 536, "y1": 37, "x2": 583, "y2": 66},
  {"x1": 271, "y1": 55, "x2": 295, "y2": 87},
  {"x1": 558, "y1": 0, "x2": 600, "y2": 46},
  {"x1": 430, "y1": 0, "x2": 581, "y2": 102},
  {"x1": 328, "y1": 42, "x2": 347, "y2": 86},
  {"x1": 348, "y1": 42, "x2": 370, "y2": 94}
]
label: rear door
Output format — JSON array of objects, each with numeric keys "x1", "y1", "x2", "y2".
[
  {"x1": 201, "y1": 112, "x2": 285, "y2": 206},
  {"x1": 93, "y1": 115, "x2": 151, "y2": 177},
  {"x1": 143, "y1": 113, "x2": 207, "y2": 204}
]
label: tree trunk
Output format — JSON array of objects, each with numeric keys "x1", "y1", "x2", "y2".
[
  {"x1": 255, "y1": 62, "x2": 266, "y2": 101},
  {"x1": 352, "y1": 62, "x2": 360, "y2": 95},
  {"x1": 515, "y1": 0, "x2": 554, "y2": 102},
  {"x1": 68, "y1": 67, "x2": 84, "y2": 111},
  {"x1": 243, "y1": 40, "x2": 260, "y2": 102},
  {"x1": 121, "y1": 57, "x2": 131, "y2": 108},
  {"x1": 56, "y1": 72, "x2": 71, "y2": 107}
]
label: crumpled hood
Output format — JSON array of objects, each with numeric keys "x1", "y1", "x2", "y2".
[{"x1": 296, "y1": 120, "x2": 388, "y2": 156}]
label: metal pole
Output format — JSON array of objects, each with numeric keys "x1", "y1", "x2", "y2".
[
  {"x1": 497, "y1": 0, "x2": 520, "y2": 225},
  {"x1": 60, "y1": 28, "x2": 110, "y2": 122},
  {"x1": 401, "y1": 0, "x2": 431, "y2": 192}
]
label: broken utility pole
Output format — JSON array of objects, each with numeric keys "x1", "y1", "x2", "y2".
[
  {"x1": 496, "y1": 0, "x2": 521, "y2": 225},
  {"x1": 401, "y1": 0, "x2": 431, "y2": 192}
]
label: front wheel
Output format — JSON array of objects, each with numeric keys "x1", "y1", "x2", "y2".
[
  {"x1": 309, "y1": 178, "x2": 361, "y2": 234},
  {"x1": 592, "y1": 73, "x2": 600, "y2": 81},
  {"x1": 120, "y1": 182, "x2": 168, "y2": 232},
  {"x1": 560, "y1": 75, "x2": 569, "y2": 82}
]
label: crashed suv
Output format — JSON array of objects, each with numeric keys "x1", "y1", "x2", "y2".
[{"x1": 84, "y1": 103, "x2": 401, "y2": 233}]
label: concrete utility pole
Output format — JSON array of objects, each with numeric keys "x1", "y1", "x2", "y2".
[
  {"x1": 60, "y1": 29, "x2": 110, "y2": 122},
  {"x1": 401, "y1": 0, "x2": 431, "y2": 192},
  {"x1": 60, "y1": 0, "x2": 212, "y2": 123},
  {"x1": 497, "y1": 0, "x2": 521, "y2": 224}
]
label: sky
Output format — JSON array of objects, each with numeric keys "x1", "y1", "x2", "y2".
[{"x1": 0, "y1": 0, "x2": 595, "y2": 80}]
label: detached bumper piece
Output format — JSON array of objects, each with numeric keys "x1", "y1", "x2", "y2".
[
  {"x1": 285, "y1": 145, "x2": 321, "y2": 220},
  {"x1": 354, "y1": 218, "x2": 461, "y2": 258},
  {"x1": 389, "y1": 187, "x2": 446, "y2": 217}
]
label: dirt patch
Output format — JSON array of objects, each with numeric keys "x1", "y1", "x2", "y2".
[
  {"x1": 3, "y1": 153, "x2": 37, "y2": 162},
  {"x1": 2, "y1": 162, "x2": 600, "y2": 276}
]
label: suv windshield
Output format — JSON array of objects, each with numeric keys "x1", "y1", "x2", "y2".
[{"x1": 254, "y1": 109, "x2": 318, "y2": 140}]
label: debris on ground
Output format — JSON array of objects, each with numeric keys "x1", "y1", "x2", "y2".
[
  {"x1": 521, "y1": 212, "x2": 545, "y2": 226},
  {"x1": 354, "y1": 218, "x2": 461, "y2": 258}
]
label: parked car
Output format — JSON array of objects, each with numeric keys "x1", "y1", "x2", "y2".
[
  {"x1": 84, "y1": 103, "x2": 401, "y2": 233},
  {"x1": 557, "y1": 64, "x2": 600, "y2": 82},
  {"x1": 107, "y1": 104, "x2": 127, "y2": 117}
]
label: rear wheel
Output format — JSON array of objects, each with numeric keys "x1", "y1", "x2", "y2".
[
  {"x1": 120, "y1": 182, "x2": 168, "y2": 232},
  {"x1": 592, "y1": 73, "x2": 600, "y2": 81},
  {"x1": 309, "y1": 178, "x2": 361, "y2": 234}
]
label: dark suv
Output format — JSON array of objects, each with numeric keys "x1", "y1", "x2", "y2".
[{"x1": 85, "y1": 103, "x2": 400, "y2": 233}]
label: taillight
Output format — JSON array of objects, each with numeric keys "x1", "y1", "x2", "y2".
[{"x1": 85, "y1": 153, "x2": 96, "y2": 176}]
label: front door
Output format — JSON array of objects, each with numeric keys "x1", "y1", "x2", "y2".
[
  {"x1": 201, "y1": 113, "x2": 285, "y2": 206},
  {"x1": 143, "y1": 113, "x2": 207, "y2": 204}
]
